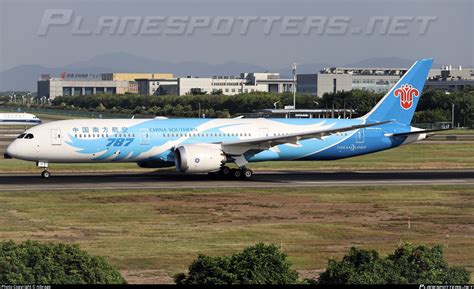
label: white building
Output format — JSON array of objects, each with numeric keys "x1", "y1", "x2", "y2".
[
  {"x1": 135, "y1": 72, "x2": 293, "y2": 96},
  {"x1": 177, "y1": 73, "x2": 294, "y2": 96},
  {"x1": 298, "y1": 66, "x2": 474, "y2": 97}
]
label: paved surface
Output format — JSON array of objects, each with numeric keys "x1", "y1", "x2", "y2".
[{"x1": 0, "y1": 170, "x2": 472, "y2": 192}]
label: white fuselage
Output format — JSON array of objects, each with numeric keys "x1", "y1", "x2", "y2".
[
  {"x1": 5, "y1": 117, "x2": 420, "y2": 169},
  {"x1": 0, "y1": 113, "x2": 41, "y2": 126}
]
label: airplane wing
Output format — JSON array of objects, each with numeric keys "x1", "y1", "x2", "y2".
[{"x1": 220, "y1": 120, "x2": 391, "y2": 159}]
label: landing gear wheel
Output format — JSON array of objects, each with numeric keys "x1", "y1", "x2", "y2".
[
  {"x1": 41, "y1": 170, "x2": 51, "y2": 179},
  {"x1": 241, "y1": 168, "x2": 253, "y2": 180},
  {"x1": 230, "y1": 168, "x2": 242, "y2": 179},
  {"x1": 219, "y1": 166, "x2": 231, "y2": 177}
]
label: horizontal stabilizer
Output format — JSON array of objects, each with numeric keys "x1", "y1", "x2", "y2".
[{"x1": 386, "y1": 128, "x2": 451, "y2": 137}]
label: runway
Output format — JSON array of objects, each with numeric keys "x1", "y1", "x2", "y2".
[{"x1": 0, "y1": 170, "x2": 472, "y2": 192}]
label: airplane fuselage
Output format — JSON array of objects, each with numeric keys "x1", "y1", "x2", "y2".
[
  {"x1": 7, "y1": 117, "x2": 423, "y2": 165},
  {"x1": 5, "y1": 58, "x2": 435, "y2": 179},
  {"x1": 0, "y1": 113, "x2": 41, "y2": 126}
]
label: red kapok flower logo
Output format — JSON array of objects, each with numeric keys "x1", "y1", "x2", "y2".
[{"x1": 394, "y1": 84, "x2": 419, "y2": 110}]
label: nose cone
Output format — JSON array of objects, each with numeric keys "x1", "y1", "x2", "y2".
[{"x1": 6, "y1": 141, "x2": 17, "y2": 158}]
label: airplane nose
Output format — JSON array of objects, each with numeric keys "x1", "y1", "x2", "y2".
[{"x1": 6, "y1": 141, "x2": 17, "y2": 158}]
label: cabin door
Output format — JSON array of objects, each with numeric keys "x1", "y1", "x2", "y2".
[
  {"x1": 259, "y1": 128, "x2": 269, "y2": 137},
  {"x1": 51, "y1": 129, "x2": 62, "y2": 145},
  {"x1": 139, "y1": 129, "x2": 150, "y2": 145}
]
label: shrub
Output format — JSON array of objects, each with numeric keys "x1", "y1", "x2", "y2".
[
  {"x1": 0, "y1": 240, "x2": 126, "y2": 284},
  {"x1": 387, "y1": 243, "x2": 470, "y2": 284},
  {"x1": 317, "y1": 243, "x2": 470, "y2": 284},
  {"x1": 175, "y1": 243, "x2": 299, "y2": 285},
  {"x1": 317, "y1": 247, "x2": 390, "y2": 284}
]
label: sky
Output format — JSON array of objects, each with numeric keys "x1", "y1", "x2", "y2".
[{"x1": 0, "y1": 0, "x2": 472, "y2": 71}]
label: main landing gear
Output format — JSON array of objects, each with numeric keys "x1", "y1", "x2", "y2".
[{"x1": 217, "y1": 166, "x2": 253, "y2": 180}]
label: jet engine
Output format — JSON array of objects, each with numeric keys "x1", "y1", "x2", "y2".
[{"x1": 174, "y1": 144, "x2": 226, "y2": 173}]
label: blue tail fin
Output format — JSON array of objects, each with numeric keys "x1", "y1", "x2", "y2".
[{"x1": 361, "y1": 58, "x2": 433, "y2": 125}]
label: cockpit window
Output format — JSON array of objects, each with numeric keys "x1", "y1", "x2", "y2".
[
  {"x1": 24, "y1": 133, "x2": 34, "y2": 139},
  {"x1": 17, "y1": 133, "x2": 26, "y2": 139}
]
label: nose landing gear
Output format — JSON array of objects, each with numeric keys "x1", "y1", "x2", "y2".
[
  {"x1": 36, "y1": 161, "x2": 50, "y2": 179},
  {"x1": 41, "y1": 170, "x2": 51, "y2": 179}
]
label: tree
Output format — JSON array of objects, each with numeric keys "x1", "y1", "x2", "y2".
[
  {"x1": 189, "y1": 88, "x2": 207, "y2": 95},
  {"x1": 210, "y1": 89, "x2": 223, "y2": 95},
  {"x1": 0, "y1": 240, "x2": 126, "y2": 284},
  {"x1": 317, "y1": 247, "x2": 390, "y2": 284},
  {"x1": 174, "y1": 255, "x2": 235, "y2": 285},
  {"x1": 413, "y1": 109, "x2": 450, "y2": 124},
  {"x1": 230, "y1": 243, "x2": 299, "y2": 284},
  {"x1": 175, "y1": 243, "x2": 299, "y2": 285},
  {"x1": 317, "y1": 243, "x2": 470, "y2": 284},
  {"x1": 387, "y1": 243, "x2": 470, "y2": 284}
]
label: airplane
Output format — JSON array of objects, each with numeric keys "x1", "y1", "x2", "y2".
[
  {"x1": 6, "y1": 58, "x2": 443, "y2": 179},
  {"x1": 0, "y1": 112, "x2": 41, "y2": 126}
]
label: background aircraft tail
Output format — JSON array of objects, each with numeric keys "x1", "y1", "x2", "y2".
[{"x1": 360, "y1": 58, "x2": 433, "y2": 126}]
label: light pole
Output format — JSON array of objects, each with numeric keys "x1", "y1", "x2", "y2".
[
  {"x1": 273, "y1": 101, "x2": 279, "y2": 109},
  {"x1": 292, "y1": 63, "x2": 297, "y2": 110},
  {"x1": 198, "y1": 103, "x2": 201, "y2": 118},
  {"x1": 451, "y1": 103, "x2": 455, "y2": 128}
]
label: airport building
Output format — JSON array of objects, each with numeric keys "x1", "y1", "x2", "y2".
[
  {"x1": 425, "y1": 66, "x2": 474, "y2": 92},
  {"x1": 37, "y1": 73, "x2": 174, "y2": 99},
  {"x1": 298, "y1": 67, "x2": 407, "y2": 97},
  {"x1": 297, "y1": 66, "x2": 474, "y2": 97},
  {"x1": 136, "y1": 73, "x2": 294, "y2": 96},
  {"x1": 136, "y1": 78, "x2": 179, "y2": 96},
  {"x1": 38, "y1": 72, "x2": 292, "y2": 98},
  {"x1": 37, "y1": 66, "x2": 473, "y2": 99}
]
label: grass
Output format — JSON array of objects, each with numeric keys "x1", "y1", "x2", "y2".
[
  {"x1": 0, "y1": 185, "x2": 472, "y2": 283},
  {"x1": 251, "y1": 143, "x2": 474, "y2": 170},
  {"x1": 1, "y1": 142, "x2": 472, "y2": 173},
  {"x1": 437, "y1": 129, "x2": 474, "y2": 135}
]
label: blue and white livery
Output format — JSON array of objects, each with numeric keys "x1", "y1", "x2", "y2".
[
  {"x1": 0, "y1": 113, "x2": 41, "y2": 126},
  {"x1": 6, "y1": 59, "x2": 439, "y2": 179}
]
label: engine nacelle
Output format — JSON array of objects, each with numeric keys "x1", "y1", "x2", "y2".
[{"x1": 174, "y1": 144, "x2": 226, "y2": 173}]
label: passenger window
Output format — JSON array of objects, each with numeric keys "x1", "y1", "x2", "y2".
[{"x1": 17, "y1": 133, "x2": 26, "y2": 139}]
